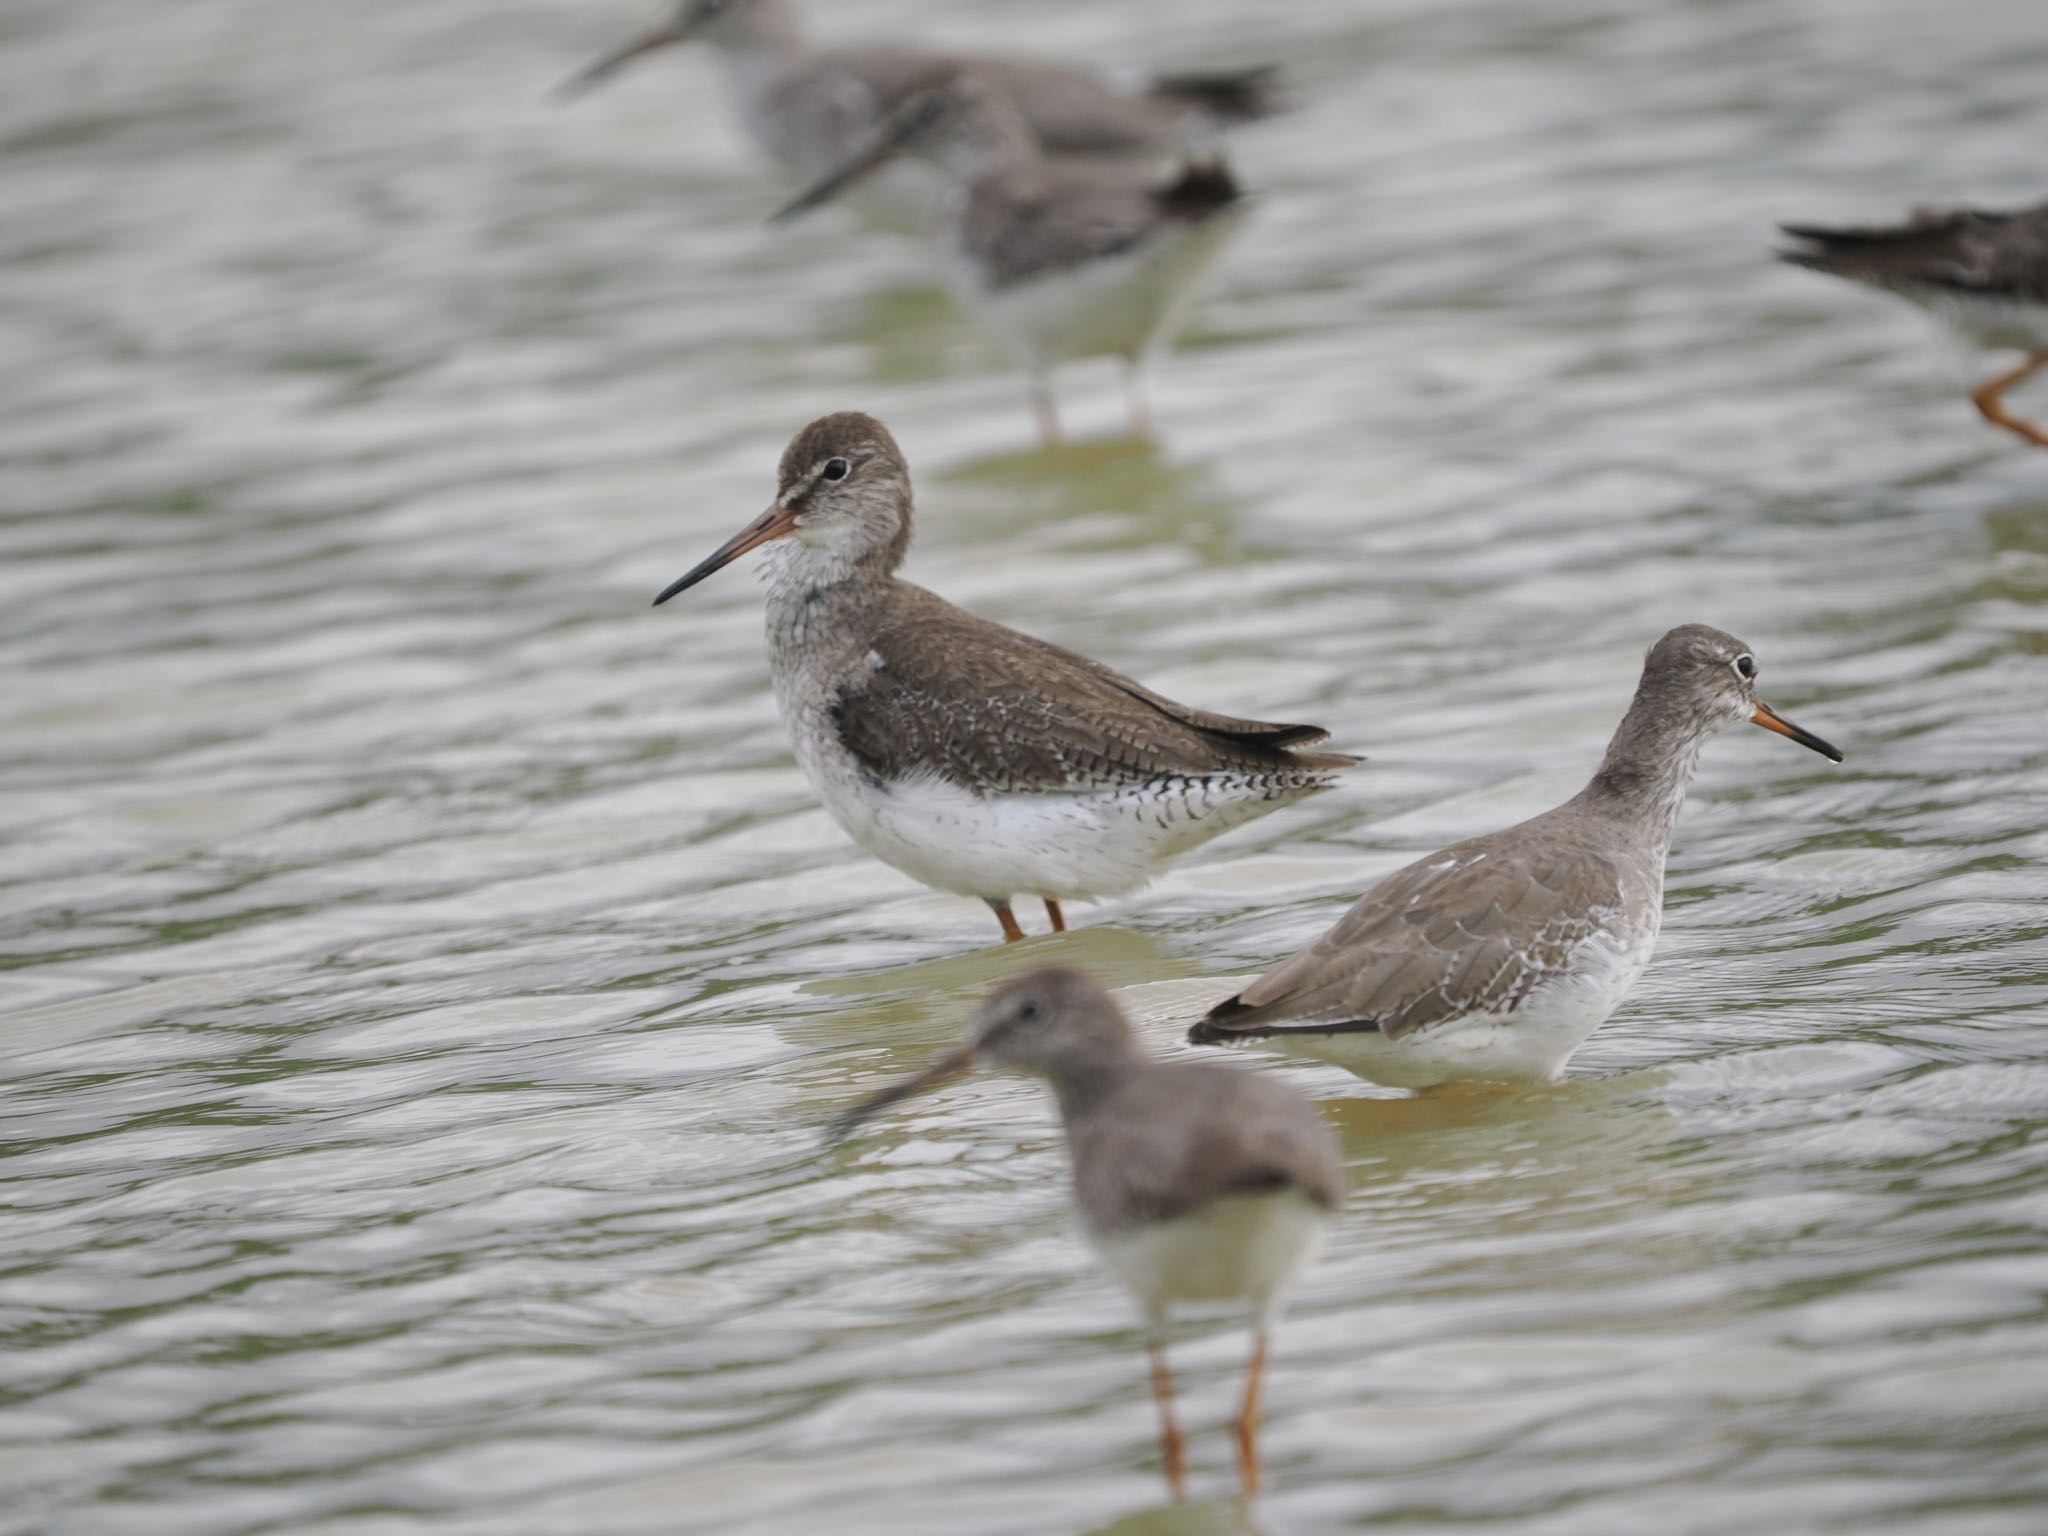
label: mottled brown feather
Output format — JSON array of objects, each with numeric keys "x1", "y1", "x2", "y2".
[{"x1": 829, "y1": 582, "x2": 1356, "y2": 794}]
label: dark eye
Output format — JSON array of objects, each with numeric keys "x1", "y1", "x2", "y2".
[
  {"x1": 821, "y1": 458, "x2": 850, "y2": 482},
  {"x1": 1734, "y1": 654, "x2": 1756, "y2": 680},
  {"x1": 1014, "y1": 999, "x2": 1041, "y2": 1025}
]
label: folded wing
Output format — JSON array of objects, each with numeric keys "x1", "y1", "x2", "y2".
[
  {"x1": 831, "y1": 590, "x2": 1356, "y2": 794},
  {"x1": 1191, "y1": 825, "x2": 1627, "y2": 1043}
]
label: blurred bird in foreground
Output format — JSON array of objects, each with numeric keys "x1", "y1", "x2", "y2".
[
  {"x1": 651, "y1": 413, "x2": 1354, "y2": 943},
  {"x1": 1780, "y1": 201, "x2": 2048, "y2": 450},
  {"x1": 1191, "y1": 626, "x2": 1843, "y2": 1089},
  {"x1": 560, "y1": 0, "x2": 1282, "y2": 234},
  {"x1": 773, "y1": 75, "x2": 1251, "y2": 442},
  {"x1": 830, "y1": 967, "x2": 1343, "y2": 1500}
]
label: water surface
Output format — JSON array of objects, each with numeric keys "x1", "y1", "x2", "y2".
[{"x1": 4, "y1": 0, "x2": 2048, "y2": 1532}]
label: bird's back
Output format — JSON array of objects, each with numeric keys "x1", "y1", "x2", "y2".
[
  {"x1": 1068, "y1": 1060, "x2": 1342, "y2": 1237},
  {"x1": 1779, "y1": 203, "x2": 2048, "y2": 305},
  {"x1": 823, "y1": 580, "x2": 1356, "y2": 796}
]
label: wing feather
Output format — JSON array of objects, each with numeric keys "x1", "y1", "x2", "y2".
[
  {"x1": 1191, "y1": 820, "x2": 1629, "y2": 1044},
  {"x1": 831, "y1": 587, "x2": 1356, "y2": 794}
]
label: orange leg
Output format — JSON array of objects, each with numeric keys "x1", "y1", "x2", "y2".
[
  {"x1": 1043, "y1": 898, "x2": 1067, "y2": 933},
  {"x1": 1969, "y1": 351, "x2": 2048, "y2": 448},
  {"x1": 1235, "y1": 1330, "x2": 1270, "y2": 1500},
  {"x1": 989, "y1": 901, "x2": 1026, "y2": 943},
  {"x1": 1147, "y1": 1339, "x2": 1189, "y2": 1502}
]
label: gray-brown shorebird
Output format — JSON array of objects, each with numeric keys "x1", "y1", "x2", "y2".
[
  {"x1": 1780, "y1": 201, "x2": 2048, "y2": 450},
  {"x1": 651, "y1": 413, "x2": 1355, "y2": 943},
  {"x1": 830, "y1": 967, "x2": 1343, "y2": 1499},
  {"x1": 561, "y1": 0, "x2": 1280, "y2": 234},
  {"x1": 771, "y1": 74, "x2": 1251, "y2": 443},
  {"x1": 1190, "y1": 626, "x2": 1842, "y2": 1089}
]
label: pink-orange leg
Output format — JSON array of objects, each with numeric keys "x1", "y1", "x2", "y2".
[
  {"x1": 1043, "y1": 898, "x2": 1066, "y2": 933},
  {"x1": 1235, "y1": 1331, "x2": 1270, "y2": 1499},
  {"x1": 1970, "y1": 351, "x2": 2048, "y2": 448},
  {"x1": 988, "y1": 901, "x2": 1026, "y2": 943},
  {"x1": 1147, "y1": 1340, "x2": 1189, "y2": 1502}
]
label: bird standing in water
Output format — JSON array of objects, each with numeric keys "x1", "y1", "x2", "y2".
[
  {"x1": 831, "y1": 967, "x2": 1343, "y2": 1499},
  {"x1": 773, "y1": 75, "x2": 1252, "y2": 442},
  {"x1": 1191, "y1": 626, "x2": 1842, "y2": 1088},
  {"x1": 651, "y1": 412, "x2": 1355, "y2": 943},
  {"x1": 561, "y1": 0, "x2": 1281, "y2": 235},
  {"x1": 1780, "y1": 201, "x2": 2048, "y2": 450}
]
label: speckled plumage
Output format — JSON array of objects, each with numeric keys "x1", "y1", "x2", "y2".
[
  {"x1": 654, "y1": 413, "x2": 1355, "y2": 940},
  {"x1": 827, "y1": 584, "x2": 1348, "y2": 795}
]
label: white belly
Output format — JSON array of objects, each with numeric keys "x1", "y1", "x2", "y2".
[
  {"x1": 806, "y1": 762, "x2": 1316, "y2": 904},
  {"x1": 955, "y1": 204, "x2": 1251, "y2": 367},
  {"x1": 1091, "y1": 1190, "x2": 1328, "y2": 1331},
  {"x1": 1261, "y1": 922, "x2": 1660, "y2": 1090}
]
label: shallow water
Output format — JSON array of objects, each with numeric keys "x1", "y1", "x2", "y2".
[{"x1": 4, "y1": 0, "x2": 2048, "y2": 1532}]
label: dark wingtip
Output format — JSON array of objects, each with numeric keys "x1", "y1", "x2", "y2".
[
  {"x1": 1187, "y1": 995, "x2": 1260, "y2": 1046},
  {"x1": 1153, "y1": 155, "x2": 1243, "y2": 220}
]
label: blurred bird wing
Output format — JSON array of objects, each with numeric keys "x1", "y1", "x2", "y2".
[{"x1": 1075, "y1": 1063, "x2": 1342, "y2": 1231}]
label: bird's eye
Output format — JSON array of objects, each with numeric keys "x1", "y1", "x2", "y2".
[
  {"x1": 821, "y1": 458, "x2": 850, "y2": 482},
  {"x1": 1014, "y1": 999, "x2": 1042, "y2": 1025},
  {"x1": 1733, "y1": 654, "x2": 1756, "y2": 681}
]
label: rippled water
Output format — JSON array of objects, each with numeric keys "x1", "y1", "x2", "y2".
[{"x1": 5, "y1": 0, "x2": 2048, "y2": 1532}]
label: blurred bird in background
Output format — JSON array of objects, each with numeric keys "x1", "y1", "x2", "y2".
[
  {"x1": 561, "y1": 0, "x2": 1282, "y2": 234},
  {"x1": 774, "y1": 74, "x2": 1254, "y2": 442},
  {"x1": 1780, "y1": 201, "x2": 2048, "y2": 450}
]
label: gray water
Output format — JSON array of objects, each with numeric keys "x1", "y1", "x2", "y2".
[{"x1": 5, "y1": 0, "x2": 2048, "y2": 1532}]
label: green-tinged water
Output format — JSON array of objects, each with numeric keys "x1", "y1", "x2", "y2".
[{"x1": 3, "y1": 1, "x2": 2048, "y2": 1532}]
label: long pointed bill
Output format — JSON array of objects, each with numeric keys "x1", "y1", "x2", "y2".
[
  {"x1": 826, "y1": 1046, "x2": 976, "y2": 1144},
  {"x1": 554, "y1": 24, "x2": 689, "y2": 101},
  {"x1": 1750, "y1": 700, "x2": 1844, "y2": 762},
  {"x1": 651, "y1": 504, "x2": 797, "y2": 605},
  {"x1": 769, "y1": 131, "x2": 909, "y2": 223}
]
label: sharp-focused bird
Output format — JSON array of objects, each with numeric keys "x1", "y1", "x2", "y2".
[
  {"x1": 652, "y1": 413, "x2": 1356, "y2": 943},
  {"x1": 830, "y1": 967, "x2": 1343, "y2": 1499},
  {"x1": 1779, "y1": 201, "x2": 2048, "y2": 450},
  {"x1": 1190, "y1": 626, "x2": 1842, "y2": 1089},
  {"x1": 561, "y1": 0, "x2": 1281, "y2": 234},
  {"x1": 772, "y1": 75, "x2": 1251, "y2": 442}
]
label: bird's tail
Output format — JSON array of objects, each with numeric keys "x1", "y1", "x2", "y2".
[
  {"x1": 1775, "y1": 209, "x2": 1992, "y2": 288},
  {"x1": 1186, "y1": 993, "x2": 1266, "y2": 1045}
]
